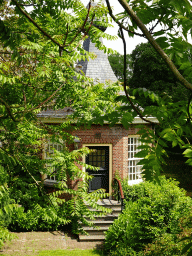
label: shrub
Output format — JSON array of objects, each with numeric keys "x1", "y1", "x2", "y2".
[
  {"x1": 0, "y1": 168, "x2": 16, "y2": 249},
  {"x1": 9, "y1": 203, "x2": 70, "y2": 231},
  {"x1": 104, "y1": 176, "x2": 192, "y2": 255},
  {"x1": 0, "y1": 226, "x2": 15, "y2": 249},
  {"x1": 9, "y1": 186, "x2": 110, "y2": 233},
  {"x1": 143, "y1": 211, "x2": 192, "y2": 255}
]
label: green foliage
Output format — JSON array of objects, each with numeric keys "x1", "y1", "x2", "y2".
[
  {"x1": 108, "y1": 53, "x2": 133, "y2": 82},
  {"x1": 105, "y1": 0, "x2": 192, "y2": 190},
  {"x1": 0, "y1": 0, "x2": 119, "y2": 244},
  {"x1": 109, "y1": 1, "x2": 192, "y2": 253},
  {"x1": 104, "y1": 177, "x2": 192, "y2": 255},
  {"x1": 129, "y1": 43, "x2": 188, "y2": 103},
  {"x1": 9, "y1": 204, "x2": 70, "y2": 231},
  {"x1": 142, "y1": 211, "x2": 192, "y2": 256},
  {"x1": 0, "y1": 226, "x2": 14, "y2": 250},
  {"x1": 0, "y1": 184, "x2": 15, "y2": 228},
  {"x1": 0, "y1": 166, "x2": 16, "y2": 249},
  {"x1": 108, "y1": 246, "x2": 142, "y2": 256},
  {"x1": 142, "y1": 233, "x2": 191, "y2": 256}
]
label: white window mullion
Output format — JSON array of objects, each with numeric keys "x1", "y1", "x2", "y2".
[
  {"x1": 128, "y1": 136, "x2": 143, "y2": 185},
  {"x1": 45, "y1": 141, "x2": 63, "y2": 184}
]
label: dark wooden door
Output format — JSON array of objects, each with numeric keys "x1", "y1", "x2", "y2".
[{"x1": 86, "y1": 146, "x2": 109, "y2": 193}]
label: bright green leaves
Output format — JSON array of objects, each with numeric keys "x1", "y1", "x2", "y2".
[
  {"x1": 0, "y1": 0, "x2": 119, "y2": 236},
  {"x1": 183, "y1": 147, "x2": 192, "y2": 166},
  {"x1": 134, "y1": 128, "x2": 167, "y2": 182},
  {"x1": 121, "y1": 112, "x2": 134, "y2": 129},
  {"x1": 155, "y1": 37, "x2": 169, "y2": 49},
  {"x1": 183, "y1": 148, "x2": 192, "y2": 158},
  {"x1": 161, "y1": 127, "x2": 183, "y2": 148},
  {"x1": 170, "y1": 0, "x2": 191, "y2": 16}
]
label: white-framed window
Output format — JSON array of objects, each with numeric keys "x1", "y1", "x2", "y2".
[
  {"x1": 128, "y1": 136, "x2": 143, "y2": 185},
  {"x1": 45, "y1": 141, "x2": 64, "y2": 183}
]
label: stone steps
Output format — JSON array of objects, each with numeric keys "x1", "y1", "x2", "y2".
[
  {"x1": 79, "y1": 235, "x2": 105, "y2": 241},
  {"x1": 79, "y1": 199, "x2": 121, "y2": 242}
]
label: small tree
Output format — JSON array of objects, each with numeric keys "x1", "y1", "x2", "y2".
[{"x1": 0, "y1": 0, "x2": 118, "y2": 233}]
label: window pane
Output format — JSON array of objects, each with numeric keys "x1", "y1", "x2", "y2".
[
  {"x1": 128, "y1": 137, "x2": 142, "y2": 182},
  {"x1": 45, "y1": 142, "x2": 63, "y2": 182}
]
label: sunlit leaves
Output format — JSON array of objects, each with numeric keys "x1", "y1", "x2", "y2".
[{"x1": 0, "y1": 0, "x2": 120, "y2": 235}]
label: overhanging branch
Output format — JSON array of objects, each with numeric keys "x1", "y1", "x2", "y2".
[
  {"x1": 117, "y1": 0, "x2": 192, "y2": 92},
  {"x1": 0, "y1": 98, "x2": 18, "y2": 122},
  {"x1": 12, "y1": 0, "x2": 70, "y2": 54},
  {"x1": 119, "y1": 27, "x2": 156, "y2": 125},
  {"x1": 105, "y1": 0, "x2": 144, "y2": 37}
]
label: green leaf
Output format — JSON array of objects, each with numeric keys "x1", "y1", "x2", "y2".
[
  {"x1": 183, "y1": 148, "x2": 192, "y2": 158},
  {"x1": 172, "y1": 140, "x2": 178, "y2": 147},
  {"x1": 181, "y1": 242, "x2": 192, "y2": 255},
  {"x1": 135, "y1": 150, "x2": 148, "y2": 158},
  {"x1": 155, "y1": 37, "x2": 169, "y2": 48},
  {"x1": 154, "y1": 31, "x2": 166, "y2": 37}
]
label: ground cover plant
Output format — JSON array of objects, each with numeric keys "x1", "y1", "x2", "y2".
[{"x1": 104, "y1": 176, "x2": 192, "y2": 255}]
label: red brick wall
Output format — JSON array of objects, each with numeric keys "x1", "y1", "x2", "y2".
[
  {"x1": 43, "y1": 122, "x2": 152, "y2": 197},
  {"x1": 72, "y1": 124, "x2": 142, "y2": 180}
]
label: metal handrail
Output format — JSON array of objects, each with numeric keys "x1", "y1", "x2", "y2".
[{"x1": 114, "y1": 178, "x2": 125, "y2": 212}]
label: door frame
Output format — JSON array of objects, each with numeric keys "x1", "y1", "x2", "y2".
[{"x1": 82, "y1": 144, "x2": 113, "y2": 198}]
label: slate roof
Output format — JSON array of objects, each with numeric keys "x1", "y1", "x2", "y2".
[
  {"x1": 78, "y1": 37, "x2": 117, "y2": 84},
  {"x1": 38, "y1": 0, "x2": 117, "y2": 119}
]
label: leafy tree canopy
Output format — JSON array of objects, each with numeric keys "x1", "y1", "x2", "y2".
[
  {"x1": 105, "y1": 0, "x2": 192, "y2": 184},
  {"x1": 108, "y1": 52, "x2": 132, "y2": 81},
  {"x1": 129, "y1": 42, "x2": 189, "y2": 102},
  {"x1": 0, "y1": 0, "x2": 119, "y2": 233}
]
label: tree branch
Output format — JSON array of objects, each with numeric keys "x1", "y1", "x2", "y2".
[
  {"x1": 0, "y1": 98, "x2": 18, "y2": 122},
  {"x1": 62, "y1": 24, "x2": 69, "y2": 50},
  {"x1": 26, "y1": 83, "x2": 64, "y2": 113},
  {"x1": 12, "y1": 0, "x2": 70, "y2": 54},
  {"x1": 149, "y1": 15, "x2": 163, "y2": 33},
  {"x1": 105, "y1": 0, "x2": 145, "y2": 37},
  {"x1": 72, "y1": 13, "x2": 95, "y2": 51},
  {"x1": 119, "y1": 27, "x2": 156, "y2": 125},
  {"x1": 66, "y1": 1, "x2": 92, "y2": 47},
  {"x1": 117, "y1": 0, "x2": 192, "y2": 92},
  {"x1": 20, "y1": 4, "x2": 37, "y2": 7}
]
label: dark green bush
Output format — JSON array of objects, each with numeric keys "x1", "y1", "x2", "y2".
[
  {"x1": 9, "y1": 185, "x2": 110, "y2": 233},
  {"x1": 109, "y1": 246, "x2": 143, "y2": 256},
  {"x1": 9, "y1": 203, "x2": 70, "y2": 231},
  {"x1": 143, "y1": 211, "x2": 192, "y2": 255},
  {"x1": 122, "y1": 178, "x2": 151, "y2": 202},
  {"x1": 104, "y1": 176, "x2": 192, "y2": 255}
]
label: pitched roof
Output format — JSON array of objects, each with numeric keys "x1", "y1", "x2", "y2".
[{"x1": 78, "y1": 37, "x2": 117, "y2": 84}]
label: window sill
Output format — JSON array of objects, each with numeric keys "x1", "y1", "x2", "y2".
[
  {"x1": 128, "y1": 179, "x2": 143, "y2": 186},
  {"x1": 44, "y1": 180, "x2": 58, "y2": 187}
]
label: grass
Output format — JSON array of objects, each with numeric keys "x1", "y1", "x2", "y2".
[
  {"x1": 36, "y1": 249, "x2": 105, "y2": 255},
  {"x1": 0, "y1": 249, "x2": 106, "y2": 256}
]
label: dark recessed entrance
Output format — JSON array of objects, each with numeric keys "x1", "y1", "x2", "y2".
[{"x1": 86, "y1": 146, "x2": 109, "y2": 193}]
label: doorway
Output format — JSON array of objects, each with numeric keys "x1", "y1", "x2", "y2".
[{"x1": 86, "y1": 146, "x2": 109, "y2": 193}]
